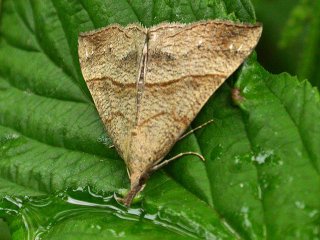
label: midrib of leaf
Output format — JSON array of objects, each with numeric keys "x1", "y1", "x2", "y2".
[
  {"x1": 200, "y1": 86, "x2": 266, "y2": 239},
  {"x1": 188, "y1": 131, "x2": 245, "y2": 239},
  {"x1": 239, "y1": 111, "x2": 267, "y2": 239},
  {"x1": 236, "y1": 60, "x2": 320, "y2": 239},
  {"x1": 264, "y1": 79, "x2": 320, "y2": 174},
  {"x1": 152, "y1": 116, "x2": 244, "y2": 237},
  {"x1": 164, "y1": 80, "x2": 267, "y2": 239},
  {"x1": 142, "y1": 172, "x2": 236, "y2": 239},
  {"x1": 171, "y1": 107, "x2": 257, "y2": 239}
]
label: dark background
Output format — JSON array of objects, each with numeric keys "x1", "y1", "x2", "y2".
[{"x1": 253, "y1": 0, "x2": 320, "y2": 88}]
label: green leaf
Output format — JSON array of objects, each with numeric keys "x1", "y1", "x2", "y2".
[
  {"x1": 252, "y1": 0, "x2": 320, "y2": 88},
  {"x1": 0, "y1": 0, "x2": 319, "y2": 239},
  {"x1": 279, "y1": 0, "x2": 320, "y2": 88}
]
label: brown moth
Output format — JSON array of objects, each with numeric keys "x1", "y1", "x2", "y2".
[{"x1": 78, "y1": 20, "x2": 262, "y2": 206}]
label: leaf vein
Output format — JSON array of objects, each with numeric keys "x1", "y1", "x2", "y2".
[
  {"x1": 240, "y1": 110, "x2": 267, "y2": 239},
  {"x1": 187, "y1": 126, "x2": 243, "y2": 239},
  {"x1": 264, "y1": 80, "x2": 320, "y2": 174}
]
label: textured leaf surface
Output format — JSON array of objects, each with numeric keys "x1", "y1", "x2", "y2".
[{"x1": 0, "y1": 0, "x2": 319, "y2": 239}]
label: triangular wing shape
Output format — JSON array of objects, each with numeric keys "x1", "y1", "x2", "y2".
[
  {"x1": 78, "y1": 25, "x2": 147, "y2": 162},
  {"x1": 78, "y1": 21, "x2": 262, "y2": 205},
  {"x1": 128, "y1": 21, "x2": 262, "y2": 179}
]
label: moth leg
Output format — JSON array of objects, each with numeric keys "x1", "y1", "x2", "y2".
[
  {"x1": 151, "y1": 152, "x2": 205, "y2": 171},
  {"x1": 109, "y1": 144, "x2": 115, "y2": 149},
  {"x1": 178, "y1": 119, "x2": 214, "y2": 141}
]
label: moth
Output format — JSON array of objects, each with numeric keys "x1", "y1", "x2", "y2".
[{"x1": 78, "y1": 20, "x2": 262, "y2": 206}]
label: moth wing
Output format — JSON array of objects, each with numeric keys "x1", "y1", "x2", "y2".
[
  {"x1": 129, "y1": 21, "x2": 262, "y2": 172},
  {"x1": 78, "y1": 25, "x2": 147, "y2": 161}
]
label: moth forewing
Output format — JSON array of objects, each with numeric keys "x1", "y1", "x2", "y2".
[{"x1": 78, "y1": 20, "x2": 262, "y2": 206}]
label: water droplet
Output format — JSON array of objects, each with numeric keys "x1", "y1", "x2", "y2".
[
  {"x1": 252, "y1": 150, "x2": 274, "y2": 164},
  {"x1": 240, "y1": 206, "x2": 252, "y2": 228},
  {"x1": 294, "y1": 149, "x2": 302, "y2": 157},
  {"x1": 23, "y1": 88, "x2": 32, "y2": 96},
  {"x1": 97, "y1": 135, "x2": 112, "y2": 146},
  {"x1": 4, "y1": 133, "x2": 20, "y2": 140},
  {"x1": 109, "y1": 230, "x2": 125, "y2": 237},
  {"x1": 309, "y1": 209, "x2": 318, "y2": 218},
  {"x1": 1, "y1": 187, "x2": 203, "y2": 239},
  {"x1": 234, "y1": 156, "x2": 241, "y2": 165},
  {"x1": 90, "y1": 224, "x2": 102, "y2": 230},
  {"x1": 295, "y1": 201, "x2": 305, "y2": 209},
  {"x1": 243, "y1": 86, "x2": 249, "y2": 93},
  {"x1": 127, "y1": 208, "x2": 143, "y2": 216},
  {"x1": 257, "y1": 185, "x2": 262, "y2": 199},
  {"x1": 262, "y1": 181, "x2": 269, "y2": 190},
  {"x1": 145, "y1": 213, "x2": 157, "y2": 220}
]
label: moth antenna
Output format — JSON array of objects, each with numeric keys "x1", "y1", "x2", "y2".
[
  {"x1": 179, "y1": 119, "x2": 214, "y2": 140},
  {"x1": 151, "y1": 152, "x2": 205, "y2": 172},
  {"x1": 121, "y1": 151, "x2": 205, "y2": 206}
]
